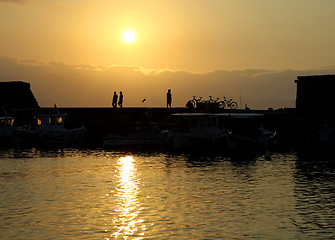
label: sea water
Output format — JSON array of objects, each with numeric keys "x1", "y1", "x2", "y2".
[{"x1": 0, "y1": 148, "x2": 334, "y2": 239}]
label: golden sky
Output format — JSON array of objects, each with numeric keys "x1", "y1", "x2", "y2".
[
  {"x1": 2, "y1": 0, "x2": 335, "y2": 72},
  {"x1": 1, "y1": 0, "x2": 335, "y2": 108}
]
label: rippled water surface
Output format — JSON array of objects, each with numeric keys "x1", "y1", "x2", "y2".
[{"x1": 1, "y1": 148, "x2": 335, "y2": 239}]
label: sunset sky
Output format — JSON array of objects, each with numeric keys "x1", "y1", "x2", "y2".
[{"x1": 1, "y1": 0, "x2": 335, "y2": 109}]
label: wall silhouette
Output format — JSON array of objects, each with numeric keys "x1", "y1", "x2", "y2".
[
  {"x1": 295, "y1": 75, "x2": 335, "y2": 114},
  {"x1": 0, "y1": 81, "x2": 39, "y2": 112}
]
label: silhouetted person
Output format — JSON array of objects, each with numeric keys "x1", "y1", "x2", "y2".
[
  {"x1": 118, "y1": 91, "x2": 123, "y2": 108},
  {"x1": 112, "y1": 91, "x2": 118, "y2": 108},
  {"x1": 167, "y1": 89, "x2": 172, "y2": 108}
]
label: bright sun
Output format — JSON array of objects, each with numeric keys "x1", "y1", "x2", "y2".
[{"x1": 122, "y1": 30, "x2": 136, "y2": 43}]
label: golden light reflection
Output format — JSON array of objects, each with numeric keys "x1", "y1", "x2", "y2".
[{"x1": 110, "y1": 156, "x2": 144, "y2": 239}]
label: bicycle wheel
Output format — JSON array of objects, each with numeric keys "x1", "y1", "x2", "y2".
[
  {"x1": 219, "y1": 101, "x2": 225, "y2": 108},
  {"x1": 229, "y1": 102, "x2": 238, "y2": 109}
]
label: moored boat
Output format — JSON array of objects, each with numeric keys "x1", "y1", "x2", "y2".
[
  {"x1": 171, "y1": 113, "x2": 276, "y2": 151},
  {"x1": 171, "y1": 113, "x2": 230, "y2": 149},
  {"x1": 216, "y1": 113, "x2": 277, "y2": 150},
  {"x1": 103, "y1": 122, "x2": 171, "y2": 148},
  {"x1": 0, "y1": 106, "x2": 27, "y2": 145},
  {"x1": 0, "y1": 107, "x2": 16, "y2": 145},
  {"x1": 16, "y1": 105, "x2": 86, "y2": 146}
]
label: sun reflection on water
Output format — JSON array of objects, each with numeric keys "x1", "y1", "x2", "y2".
[{"x1": 109, "y1": 156, "x2": 144, "y2": 239}]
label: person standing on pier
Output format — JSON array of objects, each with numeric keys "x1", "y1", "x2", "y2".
[
  {"x1": 112, "y1": 91, "x2": 118, "y2": 108},
  {"x1": 118, "y1": 91, "x2": 123, "y2": 108},
  {"x1": 167, "y1": 89, "x2": 172, "y2": 108}
]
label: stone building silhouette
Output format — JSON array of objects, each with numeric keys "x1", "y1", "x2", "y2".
[
  {"x1": 295, "y1": 75, "x2": 335, "y2": 114},
  {"x1": 0, "y1": 81, "x2": 39, "y2": 113}
]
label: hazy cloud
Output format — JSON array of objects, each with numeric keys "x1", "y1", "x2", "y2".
[
  {"x1": 1, "y1": 56, "x2": 334, "y2": 109},
  {"x1": 0, "y1": 0, "x2": 26, "y2": 3}
]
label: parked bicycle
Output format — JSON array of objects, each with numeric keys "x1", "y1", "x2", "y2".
[
  {"x1": 194, "y1": 96, "x2": 221, "y2": 109},
  {"x1": 206, "y1": 96, "x2": 220, "y2": 104},
  {"x1": 186, "y1": 96, "x2": 238, "y2": 110},
  {"x1": 219, "y1": 97, "x2": 238, "y2": 109},
  {"x1": 186, "y1": 96, "x2": 203, "y2": 108}
]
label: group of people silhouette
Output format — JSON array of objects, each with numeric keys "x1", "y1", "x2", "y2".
[
  {"x1": 112, "y1": 89, "x2": 172, "y2": 108},
  {"x1": 112, "y1": 91, "x2": 123, "y2": 108}
]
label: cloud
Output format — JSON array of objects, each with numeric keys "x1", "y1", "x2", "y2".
[
  {"x1": 0, "y1": 0, "x2": 26, "y2": 3},
  {"x1": 1, "y1": 56, "x2": 334, "y2": 109}
]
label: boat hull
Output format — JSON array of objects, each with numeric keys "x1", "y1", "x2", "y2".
[
  {"x1": 226, "y1": 134, "x2": 274, "y2": 150},
  {"x1": 103, "y1": 131, "x2": 170, "y2": 148},
  {"x1": 16, "y1": 126, "x2": 86, "y2": 145},
  {"x1": 172, "y1": 132, "x2": 227, "y2": 149}
]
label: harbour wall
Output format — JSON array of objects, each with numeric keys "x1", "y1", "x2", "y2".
[
  {"x1": 13, "y1": 106, "x2": 333, "y2": 149},
  {"x1": 50, "y1": 107, "x2": 265, "y2": 145},
  {"x1": 14, "y1": 107, "x2": 265, "y2": 145},
  {"x1": 3, "y1": 79, "x2": 335, "y2": 149}
]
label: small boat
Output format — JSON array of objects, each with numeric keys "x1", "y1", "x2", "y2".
[
  {"x1": 0, "y1": 106, "x2": 28, "y2": 145},
  {"x1": 226, "y1": 126, "x2": 276, "y2": 150},
  {"x1": 16, "y1": 105, "x2": 86, "y2": 145},
  {"x1": 216, "y1": 113, "x2": 277, "y2": 150},
  {"x1": 310, "y1": 125, "x2": 335, "y2": 149},
  {"x1": 171, "y1": 113, "x2": 229, "y2": 149},
  {"x1": 0, "y1": 106, "x2": 17, "y2": 144},
  {"x1": 103, "y1": 122, "x2": 171, "y2": 148}
]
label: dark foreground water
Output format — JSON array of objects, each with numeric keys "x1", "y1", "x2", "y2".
[{"x1": 0, "y1": 148, "x2": 334, "y2": 240}]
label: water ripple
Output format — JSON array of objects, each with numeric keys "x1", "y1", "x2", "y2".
[{"x1": 0, "y1": 149, "x2": 335, "y2": 239}]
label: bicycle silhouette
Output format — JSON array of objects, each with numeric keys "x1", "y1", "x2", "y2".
[
  {"x1": 219, "y1": 97, "x2": 238, "y2": 109},
  {"x1": 186, "y1": 96, "x2": 238, "y2": 109},
  {"x1": 190, "y1": 96, "x2": 203, "y2": 108}
]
